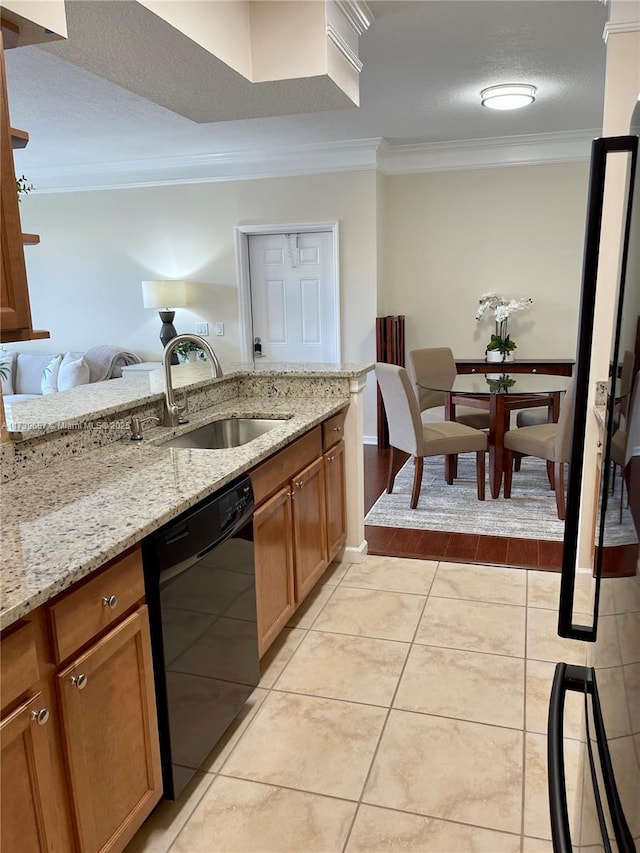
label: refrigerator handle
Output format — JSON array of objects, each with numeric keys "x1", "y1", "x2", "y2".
[
  {"x1": 548, "y1": 662, "x2": 575, "y2": 853},
  {"x1": 548, "y1": 664, "x2": 635, "y2": 853}
]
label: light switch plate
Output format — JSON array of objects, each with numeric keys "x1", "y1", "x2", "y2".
[
  {"x1": 195, "y1": 322, "x2": 209, "y2": 336},
  {"x1": 215, "y1": 322, "x2": 224, "y2": 336}
]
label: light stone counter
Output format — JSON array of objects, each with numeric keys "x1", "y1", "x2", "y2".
[{"x1": 1, "y1": 364, "x2": 373, "y2": 631}]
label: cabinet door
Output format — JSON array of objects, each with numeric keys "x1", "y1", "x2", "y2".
[
  {"x1": 57, "y1": 607, "x2": 162, "y2": 853},
  {"x1": 0, "y1": 690, "x2": 63, "y2": 852},
  {"x1": 324, "y1": 439, "x2": 347, "y2": 562},
  {"x1": 292, "y1": 456, "x2": 328, "y2": 603},
  {"x1": 254, "y1": 485, "x2": 296, "y2": 657}
]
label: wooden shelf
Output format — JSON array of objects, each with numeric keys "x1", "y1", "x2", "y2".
[
  {"x1": 10, "y1": 126, "x2": 27, "y2": 148},
  {"x1": 22, "y1": 232, "x2": 39, "y2": 245}
]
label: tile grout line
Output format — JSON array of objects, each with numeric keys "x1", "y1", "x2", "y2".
[
  {"x1": 520, "y1": 568, "x2": 532, "y2": 853},
  {"x1": 339, "y1": 564, "x2": 438, "y2": 852}
]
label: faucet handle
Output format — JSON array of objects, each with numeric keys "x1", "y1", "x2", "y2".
[{"x1": 130, "y1": 415, "x2": 161, "y2": 441}]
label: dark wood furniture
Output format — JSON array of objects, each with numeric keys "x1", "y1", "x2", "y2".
[
  {"x1": 418, "y1": 373, "x2": 572, "y2": 499},
  {"x1": 456, "y1": 358, "x2": 574, "y2": 376},
  {"x1": 375, "y1": 315, "x2": 405, "y2": 448}
]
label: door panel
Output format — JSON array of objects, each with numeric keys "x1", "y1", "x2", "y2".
[{"x1": 248, "y1": 232, "x2": 337, "y2": 362}]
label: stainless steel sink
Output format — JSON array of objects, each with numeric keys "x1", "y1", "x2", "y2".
[{"x1": 162, "y1": 417, "x2": 289, "y2": 449}]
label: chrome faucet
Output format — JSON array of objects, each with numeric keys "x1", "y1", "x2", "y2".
[{"x1": 162, "y1": 334, "x2": 224, "y2": 426}]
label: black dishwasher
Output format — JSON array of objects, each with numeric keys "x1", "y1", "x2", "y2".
[{"x1": 142, "y1": 475, "x2": 259, "y2": 800}]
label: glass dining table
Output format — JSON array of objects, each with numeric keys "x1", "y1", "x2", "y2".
[{"x1": 417, "y1": 373, "x2": 573, "y2": 499}]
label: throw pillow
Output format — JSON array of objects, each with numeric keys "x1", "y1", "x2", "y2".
[
  {"x1": 57, "y1": 352, "x2": 90, "y2": 392},
  {"x1": 0, "y1": 351, "x2": 16, "y2": 395},
  {"x1": 41, "y1": 354, "x2": 63, "y2": 395}
]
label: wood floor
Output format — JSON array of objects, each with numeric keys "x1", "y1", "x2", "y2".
[{"x1": 363, "y1": 445, "x2": 563, "y2": 571}]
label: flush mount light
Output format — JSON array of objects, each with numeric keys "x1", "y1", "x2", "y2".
[{"x1": 480, "y1": 84, "x2": 536, "y2": 111}]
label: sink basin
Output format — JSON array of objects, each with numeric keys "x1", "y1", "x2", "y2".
[{"x1": 162, "y1": 417, "x2": 289, "y2": 449}]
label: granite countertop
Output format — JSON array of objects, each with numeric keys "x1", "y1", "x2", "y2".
[{"x1": 0, "y1": 391, "x2": 352, "y2": 631}]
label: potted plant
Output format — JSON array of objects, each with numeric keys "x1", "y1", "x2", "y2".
[
  {"x1": 475, "y1": 292, "x2": 533, "y2": 362},
  {"x1": 173, "y1": 340, "x2": 206, "y2": 363}
]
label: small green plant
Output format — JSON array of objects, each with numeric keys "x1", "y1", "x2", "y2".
[
  {"x1": 16, "y1": 174, "x2": 35, "y2": 202},
  {"x1": 174, "y1": 340, "x2": 206, "y2": 362},
  {"x1": 0, "y1": 359, "x2": 11, "y2": 382}
]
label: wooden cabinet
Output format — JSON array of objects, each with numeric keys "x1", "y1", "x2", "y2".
[
  {"x1": 1, "y1": 681, "x2": 64, "y2": 852},
  {"x1": 0, "y1": 29, "x2": 48, "y2": 343},
  {"x1": 252, "y1": 408, "x2": 348, "y2": 657},
  {"x1": 0, "y1": 546, "x2": 162, "y2": 853},
  {"x1": 254, "y1": 486, "x2": 296, "y2": 657},
  {"x1": 57, "y1": 607, "x2": 161, "y2": 852},
  {"x1": 324, "y1": 439, "x2": 347, "y2": 561}
]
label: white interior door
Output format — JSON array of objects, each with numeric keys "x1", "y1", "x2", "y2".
[{"x1": 248, "y1": 232, "x2": 338, "y2": 363}]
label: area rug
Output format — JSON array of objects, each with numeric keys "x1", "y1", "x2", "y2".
[{"x1": 365, "y1": 453, "x2": 637, "y2": 545}]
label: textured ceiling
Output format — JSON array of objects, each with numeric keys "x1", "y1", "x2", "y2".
[{"x1": 4, "y1": 1, "x2": 608, "y2": 173}]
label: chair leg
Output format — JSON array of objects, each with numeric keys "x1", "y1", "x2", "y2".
[
  {"x1": 410, "y1": 456, "x2": 424, "y2": 509},
  {"x1": 476, "y1": 450, "x2": 485, "y2": 501},
  {"x1": 386, "y1": 446, "x2": 401, "y2": 493},
  {"x1": 554, "y1": 461, "x2": 566, "y2": 520},
  {"x1": 546, "y1": 461, "x2": 555, "y2": 490},
  {"x1": 504, "y1": 449, "x2": 514, "y2": 498},
  {"x1": 514, "y1": 456, "x2": 521, "y2": 472}
]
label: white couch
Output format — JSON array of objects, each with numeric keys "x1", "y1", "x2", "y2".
[{"x1": 0, "y1": 347, "x2": 142, "y2": 406}]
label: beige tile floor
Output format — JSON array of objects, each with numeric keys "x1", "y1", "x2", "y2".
[{"x1": 126, "y1": 556, "x2": 590, "y2": 853}]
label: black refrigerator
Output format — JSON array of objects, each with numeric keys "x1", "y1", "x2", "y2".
[{"x1": 547, "y1": 130, "x2": 640, "y2": 851}]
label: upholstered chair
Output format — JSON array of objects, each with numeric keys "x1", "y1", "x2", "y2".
[
  {"x1": 375, "y1": 362, "x2": 488, "y2": 509},
  {"x1": 407, "y1": 347, "x2": 491, "y2": 430},
  {"x1": 503, "y1": 379, "x2": 575, "y2": 520}
]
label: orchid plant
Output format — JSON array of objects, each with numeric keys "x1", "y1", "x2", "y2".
[{"x1": 475, "y1": 292, "x2": 533, "y2": 356}]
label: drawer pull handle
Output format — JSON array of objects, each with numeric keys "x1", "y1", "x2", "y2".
[
  {"x1": 31, "y1": 708, "x2": 50, "y2": 725},
  {"x1": 532, "y1": 368, "x2": 537, "y2": 373},
  {"x1": 295, "y1": 480, "x2": 305, "y2": 489},
  {"x1": 70, "y1": 674, "x2": 88, "y2": 690},
  {"x1": 102, "y1": 594, "x2": 119, "y2": 610}
]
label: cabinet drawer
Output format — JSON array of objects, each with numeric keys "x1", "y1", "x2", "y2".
[
  {"x1": 322, "y1": 409, "x2": 347, "y2": 451},
  {"x1": 49, "y1": 547, "x2": 145, "y2": 663},
  {"x1": 0, "y1": 621, "x2": 39, "y2": 712},
  {"x1": 251, "y1": 427, "x2": 322, "y2": 506}
]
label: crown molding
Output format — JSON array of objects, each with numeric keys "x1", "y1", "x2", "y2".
[
  {"x1": 326, "y1": 21, "x2": 363, "y2": 73},
  {"x1": 335, "y1": 0, "x2": 374, "y2": 35},
  {"x1": 603, "y1": 19, "x2": 640, "y2": 42},
  {"x1": 378, "y1": 129, "x2": 600, "y2": 174},
  {"x1": 27, "y1": 130, "x2": 598, "y2": 194}
]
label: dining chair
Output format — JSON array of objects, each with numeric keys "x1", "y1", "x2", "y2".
[
  {"x1": 503, "y1": 379, "x2": 575, "y2": 520},
  {"x1": 407, "y1": 347, "x2": 491, "y2": 430},
  {"x1": 611, "y1": 370, "x2": 639, "y2": 521},
  {"x1": 375, "y1": 362, "x2": 488, "y2": 508}
]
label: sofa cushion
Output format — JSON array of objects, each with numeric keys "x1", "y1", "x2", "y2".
[
  {"x1": 0, "y1": 351, "x2": 17, "y2": 395},
  {"x1": 15, "y1": 353, "x2": 57, "y2": 396},
  {"x1": 58, "y1": 352, "x2": 90, "y2": 391},
  {"x1": 41, "y1": 354, "x2": 63, "y2": 395}
]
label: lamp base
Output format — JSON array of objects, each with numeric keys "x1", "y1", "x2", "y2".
[{"x1": 159, "y1": 310, "x2": 179, "y2": 365}]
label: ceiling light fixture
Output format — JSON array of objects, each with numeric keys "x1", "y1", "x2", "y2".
[{"x1": 480, "y1": 84, "x2": 536, "y2": 111}]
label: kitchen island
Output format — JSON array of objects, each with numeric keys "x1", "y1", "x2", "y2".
[{"x1": 0, "y1": 363, "x2": 372, "y2": 853}]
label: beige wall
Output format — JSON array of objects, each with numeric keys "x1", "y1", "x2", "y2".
[
  {"x1": 381, "y1": 163, "x2": 591, "y2": 361},
  {"x1": 16, "y1": 161, "x2": 591, "y2": 439}
]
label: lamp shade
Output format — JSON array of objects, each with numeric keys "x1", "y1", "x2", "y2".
[{"x1": 141, "y1": 280, "x2": 190, "y2": 310}]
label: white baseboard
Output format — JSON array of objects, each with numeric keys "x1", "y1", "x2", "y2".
[
  {"x1": 363, "y1": 435, "x2": 378, "y2": 445},
  {"x1": 342, "y1": 540, "x2": 369, "y2": 563}
]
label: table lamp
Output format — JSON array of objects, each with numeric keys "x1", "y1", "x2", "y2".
[{"x1": 142, "y1": 280, "x2": 190, "y2": 364}]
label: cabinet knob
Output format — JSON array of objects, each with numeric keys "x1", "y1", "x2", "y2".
[
  {"x1": 532, "y1": 368, "x2": 537, "y2": 373},
  {"x1": 31, "y1": 708, "x2": 50, "y2": 725},
  {"x1": 102, "y1": 594, "x2": 119, "y2": 610},
  {"x1": 287, "y1": 491, "x2": 295, "y2": 499},
  {"x1": 471, "y1": 368, "x2": 477, "y2": 373},
  {"x1": 295, "y1": 480, "x2": 305, "y2": 489},
  {"x1": 332, "y1": 426, "x2": 342, "y2": 432},
  {"x1": 70, "y1": 674, "x2": 88, "y2": 690},
  {"x1": 327, "y1": 455, "x2": 335, "y2": 462}
]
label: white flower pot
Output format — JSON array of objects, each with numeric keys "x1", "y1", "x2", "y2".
[{"x1": 486, "y1": 349, "x2": 515, "y2": 363}]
